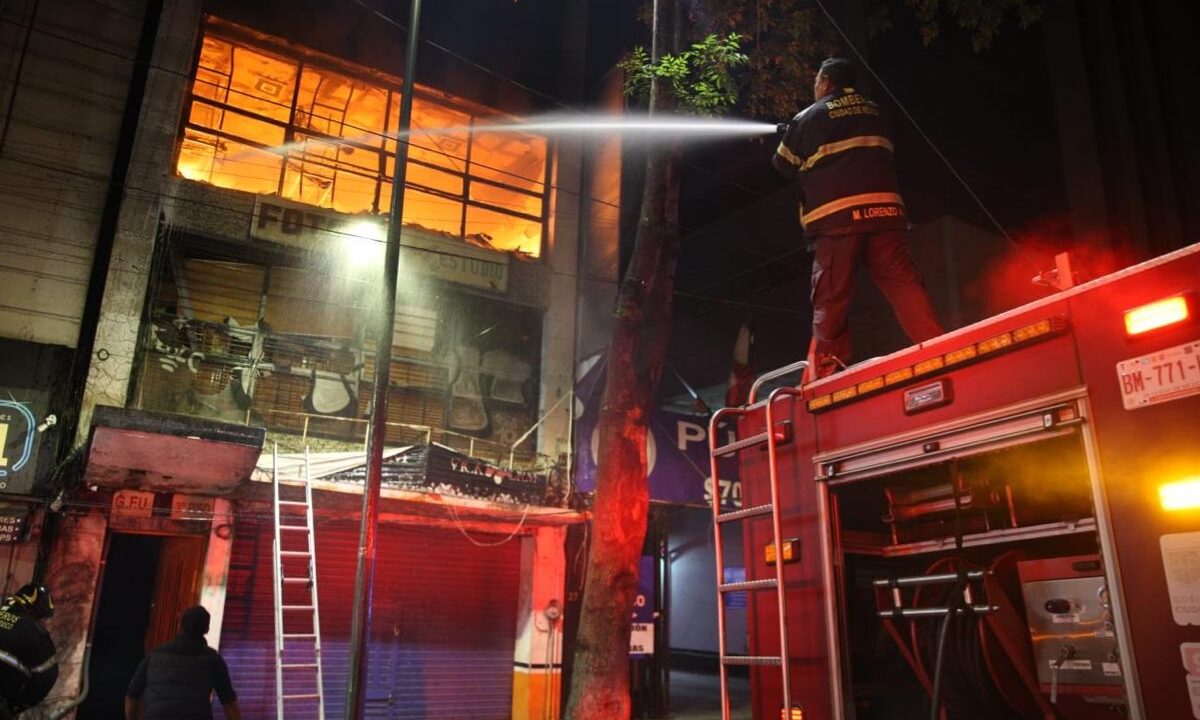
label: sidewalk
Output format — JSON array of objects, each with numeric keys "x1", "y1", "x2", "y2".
[{"x1": 662, "y1": 670, "x2": 751, "y2": 720}]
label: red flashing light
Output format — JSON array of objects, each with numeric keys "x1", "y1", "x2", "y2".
[{"x1": 1125, "y1": 295, "x2": 1190, "y2": 336}]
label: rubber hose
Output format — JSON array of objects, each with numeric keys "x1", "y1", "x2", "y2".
[{"x1": 929, "y1": 605, "x2": 954, "y2": 720}]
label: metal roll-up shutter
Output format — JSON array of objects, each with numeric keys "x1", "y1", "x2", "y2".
[
  {"x1": 219, "y1": 519, "x2": 275, "y2": 715},
  {"x1": 220, "y1": 513, "x2": 522, "y2": 719},
  {"x1": 367, "y1": 521, "x2": 522, "y2": 718}
]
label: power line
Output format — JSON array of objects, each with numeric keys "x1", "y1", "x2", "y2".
[
  {"x1": 340, "y1": 0, "x2": 800, "y2": 211},
  {"x1": 1, "y1": 5, "x2": 808, "y2": 288},
  {"x1": 344, "y1": 0, "x2": 579, "y2": 113},
  {"x1": 0, "y1": 7, "x2": 813, "y2": 313},
  {"x1": 335, "y1": 0, "x2": 1033, "y2": 314},
  {"x1": 673, "y1": 290, "x2": 806, "y2": 316},
  {"x1": 810, "y1": 0, "x2": 1041, "y2": 273},
  {"x1": 0, "y1": 134, "x2": 803, "y2": 274},
  {"x1": 0, "y1": 153, "x2": 812, "y2": 316}
]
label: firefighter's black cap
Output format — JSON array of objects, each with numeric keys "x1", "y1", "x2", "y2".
[{"x1": 819, "y1": 57, "x2": 858, "y2": 88}]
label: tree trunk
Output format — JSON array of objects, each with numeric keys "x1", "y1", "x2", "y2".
[
  {"x1": 564, "y1": 1, "x2": 680, "y2": 716},
  {"x1": 564, "y1": 148, "x2": 679, "y2": 720}
]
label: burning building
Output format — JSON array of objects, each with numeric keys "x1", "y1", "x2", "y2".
[{"x1": 0, "y1": 0, "x2": 618, "y2": 716}]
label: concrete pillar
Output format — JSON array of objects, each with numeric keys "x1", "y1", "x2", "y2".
[
  {"x1": 511, "y1": 526, "x2": 567, "y2": 720},
  {"x1": 76, "y1": 0, "x2": 203, "y2": 444},
  {"x1": 576, "y1": 69, "x2": 623, "y2": 362},
  {"x1": 40, "y1": 509, "x2": 108, "y2": 714},
  {"x1": 538, "y1": 137, "x2": 583, "y2": 464},
  {"x1": 200, "y1": 497, "x2": 235, "y2": 649}
]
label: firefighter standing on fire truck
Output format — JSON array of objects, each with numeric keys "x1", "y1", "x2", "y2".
[{"x1": 773, "y1": 57, "x2": 943, "y2": 378}]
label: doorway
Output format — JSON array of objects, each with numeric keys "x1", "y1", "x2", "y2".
[{"x1": 78, "y1": 533, "x2": 206, "y2": 719}]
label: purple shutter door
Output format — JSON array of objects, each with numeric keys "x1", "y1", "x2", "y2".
[{"x1": 221, "y1": 514, "x2": 522, "y2": 719}]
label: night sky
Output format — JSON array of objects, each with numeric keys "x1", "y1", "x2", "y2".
[
  {"x1": 366, "y1": 0, "x2": 1198, "y2": 393},
  {"x1": 662, "y1": 1, "x2": 1071, "y2": 389}
]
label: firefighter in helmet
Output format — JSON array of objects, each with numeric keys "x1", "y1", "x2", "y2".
[
  {"x1": 0, "y1": 583, "x2": 59, "y2": 718},
  {"x1": 773, "y1": 57, "x2": 943, "y2": 378}
]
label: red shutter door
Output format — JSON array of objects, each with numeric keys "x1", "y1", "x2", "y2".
[{"x1": 221, "y1": 515, "x2": 522, "y2": 719}]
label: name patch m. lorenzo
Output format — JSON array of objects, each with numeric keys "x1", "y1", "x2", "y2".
[{"x1": 852, "y1": 205, "x2": 902, "y2": 221}]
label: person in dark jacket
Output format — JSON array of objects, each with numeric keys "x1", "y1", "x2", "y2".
[
  {"x1": 125, "y1": 605, "x2": 240, "y2": 720},
  {"x1": 773, "y1": 57, "x2": 943, "y2": 378},
  {"x1": 0, "y1": 584, "x2": 58, "y2": 719}
]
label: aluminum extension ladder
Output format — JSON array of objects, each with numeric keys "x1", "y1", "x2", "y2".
[
  {"x1": 272, "y1": 445, "x2": 327, "y2": 719},
  {"x1": 708, "y1": 361, "x2": 809, "y2": 720}
]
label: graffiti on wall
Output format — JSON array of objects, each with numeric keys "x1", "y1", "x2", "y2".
[{"x1": 137, "y1": 250, "x2": 543, "y2": 452}]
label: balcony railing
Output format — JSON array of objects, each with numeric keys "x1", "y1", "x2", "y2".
[{"x1": 250, "y1": 407, "x2": 543, "y2": 470}]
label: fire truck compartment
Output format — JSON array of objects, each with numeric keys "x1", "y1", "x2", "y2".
[
  {"x1": 730, "y1": 243, "x2": 1200, "y2": 719},
  {"x1": 822, "y1": 400, "x2": 1131, "y2": 719}
]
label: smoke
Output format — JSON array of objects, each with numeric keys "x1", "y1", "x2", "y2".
[{"x1": 964, "y1": 215, "x2": 1140, "y2": 317}]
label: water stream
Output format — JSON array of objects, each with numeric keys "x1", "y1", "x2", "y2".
[
  {"x1": 408, "y1": 114, "x2": 779, "y2": 138},
  {"x1": 258, "y1": 114, "x2": 778, "y2": 158}
]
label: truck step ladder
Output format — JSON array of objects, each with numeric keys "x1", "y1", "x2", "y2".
[
  {"x1": 709, "y1": 361, "x2": 808, "y2": 720},
  {"x1": 272, "y1": 444, "x2": 326, "y2": 719}
]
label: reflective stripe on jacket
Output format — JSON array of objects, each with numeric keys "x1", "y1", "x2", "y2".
[{"x1": 772, "y1": 88, "x2": 908, "y2": 236}]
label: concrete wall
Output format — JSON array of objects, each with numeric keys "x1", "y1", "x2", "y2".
[
  {"x1": 537, "y1": 70, "x2": 622, "y2": 466},
  {"x1": 575, "y1": 69, "x2": 622, "y2": 363},
  {"x1": 667, "y1": 506, "x2": 745, "y2": 655},
  {"x1": 75, "y1": 1, "x2": 583, "y2": 460},
  {"x1": 77, "y1": 0, "x2": 203, "y2": 443},
  {"x1": 39, "y1": 508, "x2": 107, "y2": 716},
  {"x1": 0, "y1": 0, "x2": 147, "y2": 347},
  {"x1": 537, "y1": 136, "x2": 583, "y2": 464}
]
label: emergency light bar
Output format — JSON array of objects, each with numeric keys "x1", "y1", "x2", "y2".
[
  {"x1": 807, "y1": 316, "x2": 1069, "y2": 412},
  {"x1": 1124, "y1": 294, "x2": 1193, "y2": 336}
]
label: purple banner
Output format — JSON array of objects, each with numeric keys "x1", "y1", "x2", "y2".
[{"x1": 574, "y1": 356, "x2": 740, "y2": 509}]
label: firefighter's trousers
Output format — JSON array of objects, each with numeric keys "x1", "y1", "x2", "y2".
[{"x1": 810, "y1": 231, "x2": 944, "y2": 364}]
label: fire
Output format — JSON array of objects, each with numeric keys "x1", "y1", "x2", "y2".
[{"x1": 175, "y1": 19, "x2": 549, "y2": 258}]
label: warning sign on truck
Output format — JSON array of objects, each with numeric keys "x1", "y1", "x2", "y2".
[{"x1": 1161, "y1": 532, "x2": 1200, "y2": 626}]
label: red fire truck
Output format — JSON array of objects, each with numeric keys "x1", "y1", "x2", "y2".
[{"x1": 709, "y1": 242, "x2": 1200, "y2": 720}]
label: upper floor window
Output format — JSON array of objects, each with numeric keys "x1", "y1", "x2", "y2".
[{"x1": 177, "y1": 19, "x2": 548, "y2": 258}]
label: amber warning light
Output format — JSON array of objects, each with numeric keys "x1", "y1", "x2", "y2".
[
  {"x1": 1160, "y1": 478, "x2": 1200, "y2": 512},
  {"x1": 1124, "y1": 295, "x2": 1192, "y2": 336}
]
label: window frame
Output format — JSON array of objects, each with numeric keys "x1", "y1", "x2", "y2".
[{"x1": 175, "y1": 16, "x2": 553, "y2": 260}]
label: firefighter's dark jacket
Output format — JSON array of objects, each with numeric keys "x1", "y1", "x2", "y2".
[
  {"x1": 772, "y1": 87, "x2": 908, "y2": 236},
  {"x1": 127, "y1": 632, "x2": 237, "y2": 720},
  {"x1": 0, "y1": 607, "x2": 58, "y2": 711}
]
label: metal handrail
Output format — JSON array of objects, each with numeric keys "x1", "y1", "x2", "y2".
[
  {"x1": 748, "y1": 360, "x2": 810, "y2": 404},
  {"x1": 764, "y1": 385, "x2": 807, "y2": 714},
  {"x1": 707, "y1": 406, "x2": 746, "y2": 720}
]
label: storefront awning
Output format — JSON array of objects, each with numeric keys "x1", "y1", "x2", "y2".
[{"x1": 85, "y1": 406, "x2": 265, "y2": 493}]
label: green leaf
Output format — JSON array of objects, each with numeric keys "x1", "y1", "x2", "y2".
[{"x1": 619, "y1": 33, "x2": 747, "y2": 116}]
